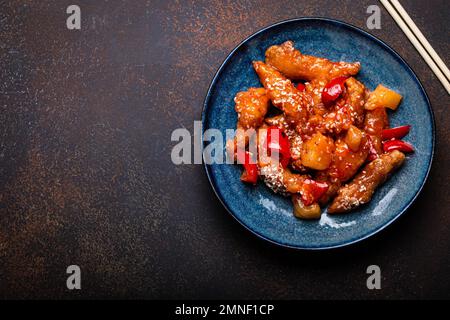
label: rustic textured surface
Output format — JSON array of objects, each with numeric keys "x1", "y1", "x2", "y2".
[{"x1": 0, "y1": 0, "x2": 448, "y2": 299}]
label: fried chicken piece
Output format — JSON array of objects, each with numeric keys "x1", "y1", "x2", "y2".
[
  {"x1": 304, "y1": 80, "x2": 328, "y2": 135},
  {"x1": 364, "y1": 107, "x2": 389, "y2": 156},
  {"x1": 340, "y1": 77, "x2": 368, "y2": 128},
  {"x1": 320, "y1": 78, "x2": 366, "y2": 132},
  {"x1": 258, "y1": 147, "x2": 307, "y2": 196},
  {"x1": 259, "y1": 158, "x2": 315, "y2": 196},
  {"x1": 265, "y1": 41, "x2": 361, "y2": 81},
  {"x1": 253, "y1": 61, "x2": 312, "y2": 124},
  {"x1": 330, "y1": 138, "x2": 370, "y2": 182},
  {"x1": 235, "y1": 88, "x2": 270, "y2": 130},
  {"x1": 305, "y1": 79, "x2": 327, "y2": 111},
  {"x1": 261, "y1": 160, "x2": 330, "y2": 217},
  {"x1": 328, "y1": 150, "x2": 405, "y2": 213},
  {"x1": 317, "y1": 137, "x2": 370, "y2": 205},
  {"x1": 321, "y1": 103, "x2": 354, "y2": 134},
  {"x1": 226, "y1": 88, "x2": 270, "y2": 155},
  {"x1": 364, "y1": 107, "x2": 389, "y2": 136},
  {"x1": 303, "y1": 77, "x2": 367, "y2": 135},
  {"x1": 264, "y1": 114, "x2": 290, "y2": 131}
]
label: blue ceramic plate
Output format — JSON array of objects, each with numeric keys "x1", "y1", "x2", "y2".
[{"x1": 202, "y1": 18, "x2": 434, "y2": 250}]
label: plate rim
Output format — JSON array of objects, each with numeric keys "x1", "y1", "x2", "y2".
[{"x1": 201, "y1": 17, "x2": 436, "y2": 250}]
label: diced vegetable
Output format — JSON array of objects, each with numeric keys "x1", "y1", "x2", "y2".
[
  {"x1": 367, "y1": 136, "x2": 379, "y2": 162},
  {"x1": 301, "y1": 179, "x2": 329, "y2": 206},
  {"x1": 382, "y1": 125, "x2": 411, "y2": 140},
  {"x1": 301, "y1": 132, "x2": 334, "y2": 170},
  {"x1": 240, "y1": 170, "x2": 257, "y2": 184},
  {"x1": 266, "y1": 126, "x2": 291, "y2": 167},
  {"x1": 345, "y1": 125, "x2": 363, "y2": 152},
  {"x1": 296, "y1": 83, "x2": 306, "y2": 91},
  {"x1": 365, "y1": 84, "x2": 402, "y2": 110},
  {"x1": 321, "y1": 76, "x2": 347, "y2": 105},
  {"x1": 236, "y1": 150, "x2": 258, "y2": 184},
  {"x1": 382, "y1": 140, "x2": 414, "y2": 153},
  {"x1": 292, "y1": 194, "x2": 321, "y2": 219}
]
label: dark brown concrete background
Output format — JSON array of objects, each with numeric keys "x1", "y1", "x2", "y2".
[{"x1": 0, "y1": 0, "x2": 448, "y2": 299}]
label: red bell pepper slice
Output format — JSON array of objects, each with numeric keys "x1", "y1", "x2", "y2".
[
  {"x1": 322, "y1": 76, "x2": 347, "y2": 105},
  {"x1": 381, "y1": 125, "x2": 411, "y2": 140},
  {"x1": 236, "y1": 150, "x2": 258, "y2": 184},
  {"x1": 240, "y1": 169, "x2": 258, "y2": 184},
  {"x1": 266, "y1": 126, "x2": 291, "y2": 168},
  {"x1": 367, "y1": 136, "x2": 379, "y2": 162},
  {"x1": 296, "y1": 83, "x2": 306, "y2": 91},
  {"x1": 382, "y1": 139, "x2": 414, "y2": 153},
  {"x1": 301, "y1": 179, "x2": 329, "y2": 206}
]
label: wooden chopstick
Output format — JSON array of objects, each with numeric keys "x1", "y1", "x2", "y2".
[
  {"x1": 380, "y1": 0, "x2": 450, "y2": 94},
  {"x1": 390, "y1": 0, "x2": 450, "y2": 82}
]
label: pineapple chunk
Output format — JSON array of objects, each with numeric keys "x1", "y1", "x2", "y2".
[
  {"x1": 301, "y1": 132, "x2": 334, "y2": 170},
  {"x1": 292, "y1": 195, "x2": 321, "y2": 219},
  {"x1": 345, "y1": 125, "x2": 363, "y2": 152},
  {"x1": 365, "y1": 84, "x2": 402, "y2": 110}
]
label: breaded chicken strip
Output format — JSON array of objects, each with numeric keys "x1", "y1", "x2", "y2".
[
  {"x1": 253, "y1": 61, "x2": 312, "y2": 125},
  {"x1": 364, "y1": 107, "x2": 389, "y2": 157},
  {"x1": 320, "y1": 77, "x2": 368, "y2": 134},
  {"x1": 305, "y1": 79, "x2": 327, "y2": 112},
  {"x1": 328, "y1": 150, "x2": 405, "y2": 213},
  {"x1": 234, "y1": 87, "x2": 270, "y2": 130},
  {"x1": 302, "y1": 77, "x2": 367, "y2": 135},
  {"x1": 317, "y1": 137, "x2": 370, "y2": 204},
  {"x1": 226, "y1": 87, "x2": 270, "y2": 154},
  {"x1": 265, "y1": 41, "x2": 361, "y2": 81},
  {"x1": 341, "y1": 77, "x2": 368, "y2": 128}
]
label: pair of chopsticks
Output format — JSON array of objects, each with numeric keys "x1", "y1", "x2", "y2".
[{"x1": 380, "y1": 0, "x2": 450, "y2": 94}]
